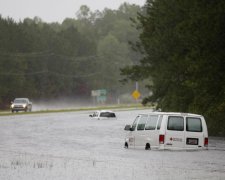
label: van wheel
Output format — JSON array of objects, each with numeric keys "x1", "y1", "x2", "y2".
[
  {"x1": 145, "y1": 143, "x2": 150, "y2": 150},
  {"x1": 124, "y1": 142, "x2": 128, "y2": 149}
]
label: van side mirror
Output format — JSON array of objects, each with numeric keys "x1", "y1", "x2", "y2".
[{"x1": 124, "y1": 124, "x2": 132, "y2": 131}]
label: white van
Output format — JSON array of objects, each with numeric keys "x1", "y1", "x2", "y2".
[{"x1": 124, "y1": 112, "x2": 208, "y2": 150}]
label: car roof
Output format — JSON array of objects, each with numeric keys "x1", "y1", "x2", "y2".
[
  {"x1": 15, "y1": 98, "x2": 28, "y2": 100},
  {"x1": 14, "y1": 98, "x2": 29, "y2": 100}
]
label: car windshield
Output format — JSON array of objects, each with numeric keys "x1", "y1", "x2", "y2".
[{"x1": 14, "y1": 99, "x2": 27, "y2": 103}]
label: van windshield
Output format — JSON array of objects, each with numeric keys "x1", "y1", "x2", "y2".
[
  {"x1": 137, "y1": 115, "x2": 148, "y2": 130},
  {"x1": 131, "y1": 116, "x2": 139, "y2": 131}
]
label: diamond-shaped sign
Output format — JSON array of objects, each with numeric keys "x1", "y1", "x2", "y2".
[{"x1": 132, "y1": 90, "x2": 141, "y2": 100}]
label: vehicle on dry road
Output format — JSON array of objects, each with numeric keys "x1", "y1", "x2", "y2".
[{"x1": 10, "y1": 98, "x2": 32, "y2": 113}]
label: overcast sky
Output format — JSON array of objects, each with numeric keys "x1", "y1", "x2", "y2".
[{"x1": 0, "y1": 0, "x2": 146, "y2": 23}]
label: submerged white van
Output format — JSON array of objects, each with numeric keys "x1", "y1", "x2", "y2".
[{"x1": 124, "y1": 112, "x2": 208, "y2": 150}]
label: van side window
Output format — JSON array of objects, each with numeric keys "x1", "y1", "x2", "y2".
[
  {"x1": 131, "y1": 116, "x2": 139, "y2": 131},
  {"x1": 157, "y1": 115, "x2": 163, "y2": 130},
  {"x1": 137, "y1": 115, "x2": 148, "y2": 131},
  {"x1": 167, "y1": 116, "x2": 184, "y2": 131},
  {"x1": 145, "y1": 115, "x2": 158, "y2": 130},
  {"x1": 186, "y1": 117, "x2": 202, "y2": 132}
]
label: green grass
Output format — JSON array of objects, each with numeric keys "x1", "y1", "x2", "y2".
[{"x1": 0, "y1": 104, "x2": 151, "y2": 116}]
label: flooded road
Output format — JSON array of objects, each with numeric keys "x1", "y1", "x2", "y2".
[{"x1": 0, "y1": 109, "x2": 224, "y2": 180}]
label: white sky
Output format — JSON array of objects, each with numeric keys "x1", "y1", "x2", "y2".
[{"x1": 0, "y1": 0, "x2": 146, "y2": 23}]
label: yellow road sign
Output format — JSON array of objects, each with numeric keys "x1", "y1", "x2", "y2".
[{"x1": 132, "y1": 90, "x2": 141, "y2": 100}]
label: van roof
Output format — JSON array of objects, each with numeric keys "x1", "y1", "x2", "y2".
[{"x1": 139, "y1": 112, "x2": 203, "y2": 117}]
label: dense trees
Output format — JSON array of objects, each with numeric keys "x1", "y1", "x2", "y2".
[
  {"x1": 121, "y1": 0, "x2": 225, "y2": 136},
  {"x1": 0, "y1": 3, "x2": 144, "y2": 108},
  {"x1": 1, "y1": 1, "x2": 224, "y2": 136}
]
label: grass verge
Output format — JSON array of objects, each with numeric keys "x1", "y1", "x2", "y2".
[{"x1": 0, "y1": 104, "x2": 152, "y2": 116}]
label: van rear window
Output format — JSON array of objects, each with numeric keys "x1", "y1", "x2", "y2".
[
  {"x1": 167, "y1": 116, "x2": 184, "y2": 131},
  {"x1": 186, "y1": 117, "x2": 202, "y2": 132}
]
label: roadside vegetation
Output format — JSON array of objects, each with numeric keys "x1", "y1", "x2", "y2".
[
  {"x1": 0, "y1": 103, "x2": 146, "y2": 116},
  {"x1": 121, "y1": 0, "x2": 225, "y2": 136},
  {"x1": 0, "y1": 1, "x2": 225, "y2": 136},
  {"x1": 0, "y1": 3, "x2": 148, "y2": 109}
]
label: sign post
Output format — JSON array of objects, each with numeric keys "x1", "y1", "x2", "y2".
[
  {"x1": 91, "y1": 89, "x2": 107, "y2": 105},
  {"x1": 132, "y1": 82, "x2": 141, "y2": 102}
]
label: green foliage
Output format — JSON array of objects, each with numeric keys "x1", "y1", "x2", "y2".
[
  {"x1": 0, "y1": 3, "x2": 144, "y2": 108},
  {"x1": 121, "y1": 0, "x2": 225, "y2": 136}
]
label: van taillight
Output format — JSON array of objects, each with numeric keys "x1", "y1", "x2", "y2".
[
  {"x1": 204, "y1": 137, "x2": 208, "y2": 146},
  {"x1": 159, "y1": 135, "x2": 164, "y2": 144}
]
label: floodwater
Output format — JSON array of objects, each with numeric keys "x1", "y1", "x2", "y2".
[{"x1": 0, "y1": 109, "x2": 224, "y2": 180}]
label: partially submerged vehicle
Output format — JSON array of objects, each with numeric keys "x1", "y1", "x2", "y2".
[
  {"x1": 89, "y1": 110, "x2": 117, "y2": 120},
  {"x1": 124, "y1": 112, "x2": 208, "y2": 150},
  {"x1": 11, "y1": 98, "x2": 32, "y2": 113}
]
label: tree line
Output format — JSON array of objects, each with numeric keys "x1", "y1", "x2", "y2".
[
  {"x1": 1, "y1": 1, "x2": 224, "y2": 136},
  {"x1": 0, "y1": 3, "x2": 145, "y2": 108},
  {"x1": 121, "y1": 0, "x2": 225, "y2": 136}
]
